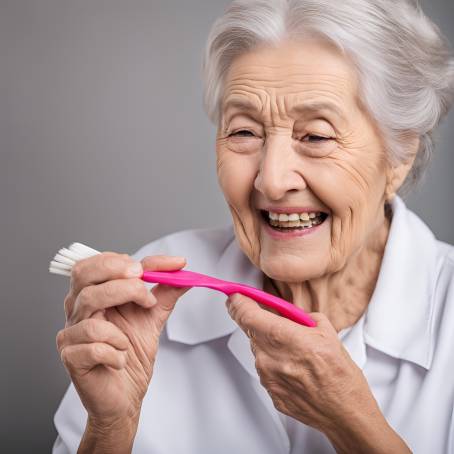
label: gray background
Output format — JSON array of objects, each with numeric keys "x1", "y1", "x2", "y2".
[{"x1": 1, "y1": 0, "x2": 453, "y2": 452}]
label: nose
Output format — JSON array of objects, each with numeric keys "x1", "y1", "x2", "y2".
[{"x1": 254, "y1": 135, "x2": 307, "y2": 200}]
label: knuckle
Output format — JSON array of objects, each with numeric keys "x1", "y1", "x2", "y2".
[
  {"x1": 78, "y1": 286, "x2": 94, "y2": 312},
  {"x1": 236, "y1": 308, "x2": 253, "y2": 328},
  {"x1": 56, "y1": 329, "x2": 65, "y2": 351},
  {"x1": 254, "y1": 351, "x2": 267, "y2": 373},
  {"x1": 60, "y1": 347, "x2": 71, "y2": 368},
  {"x1": 90, "y1": 343, "x2": 105, "y2": 361},
  {"x1": 102, "y1": 255, "x2": 123, "y2": 274},
  {"x1": 281, "y1": 360, "x2": 298, "y2": 378},
  {"x1": 70, "y1": 261, "x2": 84, "y2": 284},
  {"x1": 81, "y1": 318, "x2": 99, "y2": 340},
  {"x1": 102, "y1": 280, "x2": 117, "y2": 300},
  {"x1": 267, "y1": 323, "x2": 285, "y2": 347}
]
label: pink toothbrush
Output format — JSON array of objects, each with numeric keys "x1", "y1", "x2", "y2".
[
  {"x1": 49, "y1": 242, "x2": 317, "y2": 328},
  {"x1": 141, "y1": 269, "x2": 316, "y2": 327}
]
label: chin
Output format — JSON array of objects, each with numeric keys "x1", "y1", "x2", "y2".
[{"x1": 259, "y1": 255, "x2": 327, "y2": 283}]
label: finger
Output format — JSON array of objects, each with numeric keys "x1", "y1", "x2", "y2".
[
  {"x1": 141, "y1": 255, "x2": 187, "y2": 271},
  {"x1": 307, "y1": 312, "x2": 337, "y2": 334},
  {"x1": 60, "y1": 343, "x2": 127, "y2": 373},
  {"x1": 68, "y1": 277, "x2": 155, "y2": 324},
  {"x1": 70, "y1": 252, "x2": 142, "y2": 296},
  {"x1": 149, "y1": 284, "x2": 191, "y2": 331},
  {"x1": 56, "y1": 319, "x2": 129, "y2": 353},
  {"x1": 227, "y1": 293, "x2": 299, "y2": 348}
]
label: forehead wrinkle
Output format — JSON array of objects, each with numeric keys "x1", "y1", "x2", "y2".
[
  {"x1": 269, "y1": 89, "x2": 287, "y2": 127},
  {"x1": 226, "y1": 76, "x2": 353, "y2": 109},
  {"x1": 223, "y1": 80, "x2": 355, "y2": 129},
  {"x1": 221, "y1": 89, "x2": 264, "y2": 126},
  {"x1": 277, "y1": 95, "x2": 289, "y2": 125}
]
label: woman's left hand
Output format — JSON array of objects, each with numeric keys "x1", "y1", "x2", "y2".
[{"x1": 226, "y1": 293, "x2": 411, "y2": 453}]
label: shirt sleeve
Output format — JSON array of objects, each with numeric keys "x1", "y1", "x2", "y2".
[{"x1": 52, "y1": 383, "x2": 88, "y2": 454}]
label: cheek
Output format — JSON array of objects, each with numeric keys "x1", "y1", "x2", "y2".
[
  {"x1": 216, "y1": 144, "x2": 262, "y2": 263},
  {"x1": 216, "y1": 147, "x2": 257, "y2": 205},
  {"x1": 303, "y1": 149, "x2": 387, "y2": 261}
]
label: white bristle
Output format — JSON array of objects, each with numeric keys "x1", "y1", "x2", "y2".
[
  {"x1": 58, "y1": 247, "x2": 85, "y2": 261},
  {"x1": 53, "y1": 253, "x2": 76, "y2": 266},
  {"x1": 50, "y1": 260, "x2": 72, "y2": 271},
  {"x1": 49, "y1": 242, "x2": 101, "y2": 278},
  {"x1": 49, "y1": 267, "x2": 71, "y2": 277},
  {"x1": 70, "y1": 242, "x2": 100, "y2": 256}
]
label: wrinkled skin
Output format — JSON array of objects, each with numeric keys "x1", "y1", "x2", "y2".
[
  {"x1": 219, "y1": 38, "x2": 416, "y2": 452},
  {"x1": 56, "y1": 253, "x2": 190, "y2": 452}
]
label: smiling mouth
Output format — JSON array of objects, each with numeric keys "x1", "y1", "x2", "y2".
[{"x1": 259, "y1": 210, "x2": 329, "y2": 232}]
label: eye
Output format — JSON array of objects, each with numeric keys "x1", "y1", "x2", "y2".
[
  {"x1": 301, "y1": 134, "x2": 331, "y2": 143},
  {"x1": 229, "y1": 130, "x2": 255, "y2": 137}
]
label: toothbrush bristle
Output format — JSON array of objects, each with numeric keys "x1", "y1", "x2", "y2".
[
  {"x1": 49, "y1": 267, "x2": 72, "y2": 277},
  {"x1": 53, "y1": 253, "x2": 76, "y2": 266},
  {"x1": 58, "y1": 247, "x2": 85, "y2": 261},
  {"x1": 50, "y1": 260, "x2": 72, "y2": 271},
  {"x1": 70, "y1": 242, "x2": 100, "y2": 256},
  {"x1": 49, "y1": 242, "x2": 101, "y2": 278}
]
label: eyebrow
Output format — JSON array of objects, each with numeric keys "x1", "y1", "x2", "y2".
[{"x1": 222, "y1": 97, "x2": 346, "y2": 122}]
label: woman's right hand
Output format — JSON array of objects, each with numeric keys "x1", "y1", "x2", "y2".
[{"x1": 56, "y1": 252, "x2": 189, "y2": 449}]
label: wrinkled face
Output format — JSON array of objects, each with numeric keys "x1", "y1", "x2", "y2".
[{"x1": 216, "y1": 38, "x2": 392, "y2": 282}]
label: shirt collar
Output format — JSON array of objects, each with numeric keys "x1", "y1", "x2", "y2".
[
  {"x1": 166, "y1": 197, "x2": 439, "y2": 370},
  {"x1": 165, "y1": 226, "x2": 261, "y2": 345},
  {"x1": 363, "y1": 196, "x2": 438, "y2": 370}
]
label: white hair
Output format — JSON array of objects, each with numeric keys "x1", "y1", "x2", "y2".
[{"x1": 202, "y1": 0, "x2": 454, "y2": 193}]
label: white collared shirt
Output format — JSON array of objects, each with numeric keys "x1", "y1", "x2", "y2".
[{"x1": 53, "y1": 197, "x2": 454, "y2": 453}]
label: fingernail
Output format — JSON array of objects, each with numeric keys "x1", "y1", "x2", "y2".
[{"x1": 127, "y1": 262, "x2": 143, "y2": 277}]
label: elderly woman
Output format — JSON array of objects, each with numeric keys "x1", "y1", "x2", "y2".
[{"x1": 53, "y1": 0, "x2": 454, "y2": 453}]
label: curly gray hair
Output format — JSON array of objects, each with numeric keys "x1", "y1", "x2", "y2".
[{"x1": 202, "y1": 0, "x2": 454, "y2": 193}]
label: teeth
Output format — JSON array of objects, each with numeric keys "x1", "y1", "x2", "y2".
[
  {"x1": 268, "y1": 211, "x2": 321, "y2": 220},
  {"x1": 266, "y1": 210, "x2": 325, "y2": 230}
]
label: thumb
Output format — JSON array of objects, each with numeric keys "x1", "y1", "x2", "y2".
[
  {"x1": 140, "y1": 254, "x2": 189, "y2": 330},
  {"x1": 149, "y1": 284, "x2": 191, "y2": 331},
  {"x1": 141, "y1": 254, "x2": 186, "y2": 271}
]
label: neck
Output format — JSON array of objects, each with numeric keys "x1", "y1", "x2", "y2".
[{"x1": 264, "y1": 206, "x2": 392, "y2": 332}]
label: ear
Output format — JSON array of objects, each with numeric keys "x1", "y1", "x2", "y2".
[{"x1": 385, "y1": 134, "x2": 420, "y2": 201}]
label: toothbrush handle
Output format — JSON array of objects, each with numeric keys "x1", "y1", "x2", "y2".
[
  {"x1": 140, "y1": 271, "x2": 316, "y2": 328},
  {"x1": 224, "y1": 283, "x2": 317, "y2": 328}
]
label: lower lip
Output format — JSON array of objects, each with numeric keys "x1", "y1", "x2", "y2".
[{"x1": 261, "y1": 215, "x2": 328, "y2": 240}]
